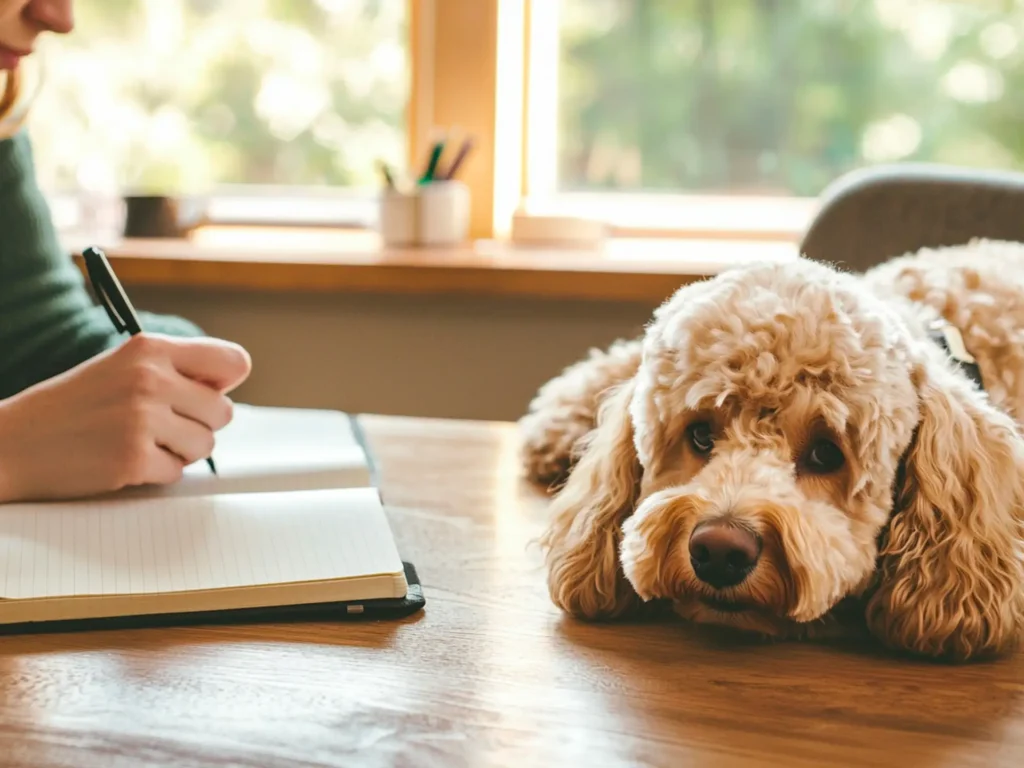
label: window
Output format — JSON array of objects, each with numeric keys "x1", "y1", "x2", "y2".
[
  {"x1": 522, "y1": 0, "x2": 1024, "y2": 238},
  {"x1": 27, "y1": 0, "x2": 407, "y2": 233},
  {"x1": 22, "y1": 0, "x2": 1024, "y2": 247}
]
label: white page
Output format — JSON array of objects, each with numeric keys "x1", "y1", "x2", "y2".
[
  {"x1": 122, "y1": 405, "x2": 373, "y2": 498},
  {"x1": 0, "y1": 487, "x2": 403, "y2": 600}
]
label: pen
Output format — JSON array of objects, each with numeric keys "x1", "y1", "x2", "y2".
[{"x1": 81, "y1": 246, "x2": 218, "y2": 475}]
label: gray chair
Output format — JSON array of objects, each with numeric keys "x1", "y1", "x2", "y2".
[{"x1": 799, "y1": 163, "x2": 1024, "y2": 272}]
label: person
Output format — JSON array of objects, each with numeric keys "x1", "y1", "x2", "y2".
[{"x1": 0, "y1": 0, "x2": 252, "y2": 502}]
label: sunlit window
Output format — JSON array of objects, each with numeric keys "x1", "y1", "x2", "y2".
[
  {"x1": 524, "y1": 0, "x2": 1023, "y2": 234},
  {"x1": 22, "y1": 0, "x2": 1024, "y2": 244},
  {"x1": 26, "y1": 0, "x2": 407, "y2": 207}
]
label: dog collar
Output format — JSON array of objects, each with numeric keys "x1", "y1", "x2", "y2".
[{"x1": 927, "y1": 319, "x2": 984, "y2": 389}]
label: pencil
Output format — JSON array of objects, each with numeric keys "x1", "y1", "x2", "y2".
[
  {"x1": 419, "y1": 139, "x2": 445, "y2": 184},
  {"x1": 376, "y1": 160, "x2": 396, "y2": 189},
  {"x1": 440, "y1": 136, "x2": 475, "y2": 180}
]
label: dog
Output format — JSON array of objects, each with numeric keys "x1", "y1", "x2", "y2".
[{"x1": 518, "y1": 238, "x2": 1024, "y2": 662}]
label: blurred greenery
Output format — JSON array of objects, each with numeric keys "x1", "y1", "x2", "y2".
[
  {"x1": 558, "y1": 0, "x2": 1024, "y2": 196},
  {"x1": 26, "y1": 0, "x2": 407, "y2": 195},
  {"x1": 24, "y1": 0, "x2": 1023, "y2": 203}
]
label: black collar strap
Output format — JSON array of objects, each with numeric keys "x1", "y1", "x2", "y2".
[{"x1": 928, "y1": 319, "x2": 984, "y2": 389}]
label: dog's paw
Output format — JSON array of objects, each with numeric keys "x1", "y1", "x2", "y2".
[
  {"x1": 518, "y1": 408, "x2": 592, "y2": 489},
  {"x1": 518, "y1": 339, "x2": 643, "y2": 489}
]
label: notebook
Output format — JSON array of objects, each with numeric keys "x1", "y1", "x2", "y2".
[
  {"x1": 116, "y1": 403, "x2": 379, "y2": 498},
  {"x1": 0, "y1": 405, "x2": 423, "y2": 631}
]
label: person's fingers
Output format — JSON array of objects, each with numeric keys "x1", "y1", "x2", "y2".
[
  {"x1": 155, "y1": 409, "x2": 217, "y2": 467},
  {"x1": 165, "y1": 371, "x2": 234, "y2": 432},
  {"x1": 137, "y1": 443, "x2": 187, "y2": 487},
  {"x1": 163, "y1": 336, "x2": 252, "y2": 393}
]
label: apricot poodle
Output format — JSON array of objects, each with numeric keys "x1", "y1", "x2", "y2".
[{"x1": 519, "y1": 238, "x2": 1024, "y2": 662}]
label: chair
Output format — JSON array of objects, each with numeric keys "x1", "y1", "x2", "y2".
[{"x1": 799, "y1": 163, "x2": 1024, "y2": 272}]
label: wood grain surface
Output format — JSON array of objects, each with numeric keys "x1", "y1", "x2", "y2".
[{"x1": 1, "y1": 415, "x2": 1022, "y2": 767}]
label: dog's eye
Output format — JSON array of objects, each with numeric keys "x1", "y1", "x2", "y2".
[
  {"x1": 804, "y1": 438, "x2": 845, "y2": 474},
  {"x1": 688, "y1": 422, "x2": 715, "y2": 455}
]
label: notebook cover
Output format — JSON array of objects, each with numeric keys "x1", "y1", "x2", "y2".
[{"x1": 0, "y1": 561, "x2": 425, "y2": 635}]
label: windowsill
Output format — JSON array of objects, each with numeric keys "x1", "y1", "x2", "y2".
[
  {"x1": 520, "y1": 192, "x2": 819, "y2": 241},
  {"x1": 65, "y1": 225, "x2": 801, "y2": 303}
]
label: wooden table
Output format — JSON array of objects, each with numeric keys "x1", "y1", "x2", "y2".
[{"x1": 2, "y1": 416, "x2": 1023, "y2": 767}]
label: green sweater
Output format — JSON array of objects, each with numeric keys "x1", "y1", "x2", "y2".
[{"x1": 0, "y1": 131, "x2": 203, "y2": 399}]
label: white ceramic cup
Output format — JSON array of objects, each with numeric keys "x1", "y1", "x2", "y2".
[
  {"x1": 378, "y1": 180, "x2": 470, "y2": 247},
  {"x1": 378, "y1": 187, "x2": 419, "y2": 246}
]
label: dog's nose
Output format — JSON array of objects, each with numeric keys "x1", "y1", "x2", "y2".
[{"x1": 688, "y1": 521, "x2": 761, "y2": 589}]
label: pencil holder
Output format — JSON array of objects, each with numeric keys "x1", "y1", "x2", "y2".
[{"x1": 378, "y1": 180, "x2": 470, "y2": 247}]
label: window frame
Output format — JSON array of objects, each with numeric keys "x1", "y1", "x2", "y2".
[
  {"x1": 46, "y1": 0, "x2": 818, "y2": 247},
  {"x1": 511, "y1": 0, "x2": 817, "y2": 244},
  {"x1": 419, "y1": 0, "x2": 816, "y2": 245}
]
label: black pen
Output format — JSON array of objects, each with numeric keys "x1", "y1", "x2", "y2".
[{"x1": 82, "y1": 246, "x2": 217, "y2": 475}]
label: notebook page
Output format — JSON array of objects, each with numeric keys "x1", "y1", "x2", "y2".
[
  {"x1": 0, "y1": 487, "x2": 403, "y2": 600},
  {"x1": 130, "y1": 405, "x2": 373, "y2": 498}
]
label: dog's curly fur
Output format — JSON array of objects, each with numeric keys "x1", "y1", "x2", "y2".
[{"x1": 519, "y1": 238, "x2": 1024, "y2": 662}]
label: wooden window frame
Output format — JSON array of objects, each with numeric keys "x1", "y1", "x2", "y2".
[
  {"x1": 52, "y1": 0, "x2": 811, "y2": 245},
  {"x1": 65, "y1": 0, "x2": 806, "y2": 299},
  {"x1": 414, "y1": 0, "x2": 815, "y2": 244}
]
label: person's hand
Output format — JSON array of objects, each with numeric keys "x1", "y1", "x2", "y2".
[{"x1": 0, "y1": 333, "x2": 252, "y2": 502}]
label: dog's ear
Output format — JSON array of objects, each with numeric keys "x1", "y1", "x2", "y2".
[
  {"x1": 537, "y1": 377, "x2": 643, "y2": 619},
  {"x1": 865, "y1": 356, "x2": 1024, "y2": 661}
]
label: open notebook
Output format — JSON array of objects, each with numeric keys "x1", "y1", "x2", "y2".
[{"x1": 0, "y1": 405, "x2": 421, "y2": 630}]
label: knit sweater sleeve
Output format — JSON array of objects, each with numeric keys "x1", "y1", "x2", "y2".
[{"x1": 0, "y1": 131, "x2": 204, "y2": 399}]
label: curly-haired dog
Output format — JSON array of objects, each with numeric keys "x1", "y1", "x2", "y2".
[{"x1": 519, "y1": 238, "x2": 1024, "y2": 662}]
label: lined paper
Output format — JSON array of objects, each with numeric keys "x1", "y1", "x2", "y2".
[{"x1": 0, "y1": 487, "x2": 403, "y2": 600}]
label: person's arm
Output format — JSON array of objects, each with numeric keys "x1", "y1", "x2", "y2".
[{"x1": 0, "y1": 130, "x2": 203, "y2": 400}]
